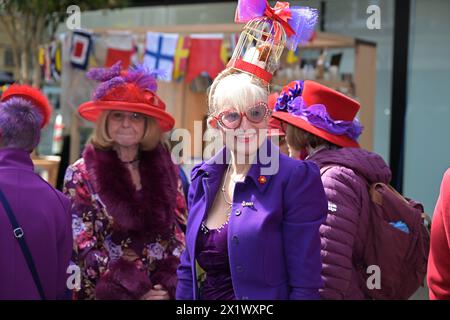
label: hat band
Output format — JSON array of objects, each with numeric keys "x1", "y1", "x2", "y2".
[{"x1": 227, "y1": 58, "x2": 273, "y2": 83}]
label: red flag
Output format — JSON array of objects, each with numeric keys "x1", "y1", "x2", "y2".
[
  {"x1": 105, "y1": 48, "x2": 133, "y2": 68},
  {"x1": 185, "y1": 36, "x2": 225, "y2": 83},
  {"x1": 104, "y1": 32, "x2": 134, "y2": 68}
]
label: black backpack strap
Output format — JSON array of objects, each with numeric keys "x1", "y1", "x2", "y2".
[{"x1": 0, "y1": 188, "x2": 46, "y2": 300}]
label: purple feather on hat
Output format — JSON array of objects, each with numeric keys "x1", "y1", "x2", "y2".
[
  {"x1": 87, "y1": 61, "x2": 122, "y2": 82},
  {"x1": 124, "y1": 64, "x2": 163, "y2": 93},
  {"x1": 86, "y1": 62, "x2": 162, "y2": 101},
  {"x1": 91, "y1": 76, "x2": 125, "y2": 101}
]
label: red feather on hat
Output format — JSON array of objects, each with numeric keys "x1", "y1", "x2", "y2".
[{"x1": 1, "y1": 84, "x2": 52, "y2": 128}]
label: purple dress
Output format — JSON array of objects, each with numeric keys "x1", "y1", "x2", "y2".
[{"x1": 196, "y1": 220, "x2": 235, "y2": 300}]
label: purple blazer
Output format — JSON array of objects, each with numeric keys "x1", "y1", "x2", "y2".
[
  {"x1": 176, "y1": 141, "x2": 327, "y2": 300},
  {"x1": 0, "y1": 148, "x2": 72, "y2": 299}
]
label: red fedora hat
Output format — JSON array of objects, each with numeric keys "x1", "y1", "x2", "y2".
[{"x1": 272, "y1": 80, "x2": 362, "y2": 148}]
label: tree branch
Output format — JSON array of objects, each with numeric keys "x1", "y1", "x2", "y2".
[{"x1": 0, "y1": 15, "x2": 20, "y2": 79}]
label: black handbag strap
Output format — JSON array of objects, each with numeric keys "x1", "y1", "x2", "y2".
[{"x1": 0, "y1": 187, "x2": 46, "y2": 300}]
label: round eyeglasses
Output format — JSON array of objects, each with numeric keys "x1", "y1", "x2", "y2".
[{"x1": 214, "y1": 102, "x2": 271, "y2": 129}]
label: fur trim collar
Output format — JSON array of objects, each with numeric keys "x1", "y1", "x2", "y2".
[{"x1": 83, "y1": 143, "x2": 178, "y2": 239}]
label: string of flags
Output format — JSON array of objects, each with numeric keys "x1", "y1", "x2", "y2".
[{"x1": 63, "y1": 30, "x2": 305, "y2": 83}]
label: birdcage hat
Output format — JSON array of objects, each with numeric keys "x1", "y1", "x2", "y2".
[{"x1": 228, "y1": 0, "x2": 318, "y2": 84}]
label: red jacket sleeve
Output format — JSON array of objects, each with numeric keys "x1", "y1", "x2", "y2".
[{"x1": 427, "y1": 169, "x2": 450, "y2": 300}]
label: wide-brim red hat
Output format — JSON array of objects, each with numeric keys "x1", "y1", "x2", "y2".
[
  {"x1": 78, "y1": 63, "x2": 175, "y2": 132},
  {"x1": 272, "y1": 80, "x2": 361, "y2": 148},
  {"x1": 78, "y1": 96, "x2": 175, "y2": 132}
]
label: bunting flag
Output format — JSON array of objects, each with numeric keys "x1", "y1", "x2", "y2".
[
  {"x1": 70, "y1": 30, "x2": 92, "y2": 70},
  {"x1": 105, "y1": 32, "x2": 134, "y2": 68},
  {"x1": 50, "y1": 41, "x2": 62, "y2": 81},
  {"x1": 38, "y1": 46, "x2": 46, "y2": 79},
  {"x1": 44, "y1": 44, "x2": 52, "y2": 82},
  {"x1": 130, "y1": 35, "x2": 140, "y2": 66},
  {"x1": 220, "y1": 38, "x2": 230, "y2": 66},
  {"x1": 39, "y1": 42, "x2": 62, "y2": 83},
  {"x1": 38, "y1": 47, "x2": 45, "y2": 68},
  {"x1": 185, "y1": 34, "x2": 225, "y2": 83},
  {"x1": 144, "y1": 32, "x2": 178, "y2": 82},
  {"x1": 286, "y1": 47, "x2": 300, "y2": 65},
  {"x1": 173, "y1": 36, "x2": 191, "y2": 81}
]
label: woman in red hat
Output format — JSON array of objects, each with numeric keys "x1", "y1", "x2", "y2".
[
  {"x1": 63, "y1": 62, "x2": 187, "y2": 300},
  {"x1": 272, "y1": 80, "x2": 392, "y2": 299}
]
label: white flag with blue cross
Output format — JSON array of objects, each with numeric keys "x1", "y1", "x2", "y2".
[{"x1": 143, "y1": 32, "x2": 179, "y2": 82}]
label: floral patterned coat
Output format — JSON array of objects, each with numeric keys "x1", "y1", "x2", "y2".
[{"x1": 63, "y1": 144, "x2": 187, "y2": 300}]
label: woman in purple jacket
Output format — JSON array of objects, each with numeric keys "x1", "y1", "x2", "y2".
[
  {"x1": 176, "y1": 70, "x2": 327, "y2": 300},
  {"x1": 272, "y1": 80, "x2": 392, "y2": 299},
  {"x1": 0, "y1": 85, "x2": 72, "y2": 299}
]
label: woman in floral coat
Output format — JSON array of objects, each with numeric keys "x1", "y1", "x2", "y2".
[{"x1": 63, "y1": 62, "x2": 186, "y2": 300}]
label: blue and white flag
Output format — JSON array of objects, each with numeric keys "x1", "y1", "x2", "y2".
[{"x1": 143, "y1": 32, "x2": 178, "y2": 82}]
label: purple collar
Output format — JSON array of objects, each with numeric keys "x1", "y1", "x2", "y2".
[
  {"x1": 193, "y1": 139, "x2": 279, "y2": 192},
  {"x1": 0, "y1": 148, "x2": 34, "y2": 171}
]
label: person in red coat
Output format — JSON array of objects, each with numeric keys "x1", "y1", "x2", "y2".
[{"x1": 428, "y1": 169, "x2": 450, "y2": 299}]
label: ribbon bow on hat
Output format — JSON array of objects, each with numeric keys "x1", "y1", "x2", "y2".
[
  {"x1": 235, "y1": 0, "x2": 318, "y2": 50},
  {"x1": 263, "y1": 1, "x2": 294, "y2": 36}
]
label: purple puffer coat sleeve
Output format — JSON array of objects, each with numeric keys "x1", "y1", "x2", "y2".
[{"x1": 319, "y1": 166, "x2": 368, "y2": 300}]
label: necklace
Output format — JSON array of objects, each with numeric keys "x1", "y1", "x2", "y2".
[
  {"x1": 121, "y1": 155, "x2": 140, "y2": 165},
  {"x1": 221, "y1": 165, "x2": 233, "y2": 215}
]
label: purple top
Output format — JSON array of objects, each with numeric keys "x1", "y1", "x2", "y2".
[{"x1": 196, "y1": 221, "x2": 235, "y2": 300}]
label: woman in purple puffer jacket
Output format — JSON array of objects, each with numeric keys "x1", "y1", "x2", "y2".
[{"x1": 272, "y1": 80, "x2": 392, "y2": 299}]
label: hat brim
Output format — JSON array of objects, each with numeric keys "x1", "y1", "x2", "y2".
[
  {"x1": 272, "y1": 111, "x2": 360, "y2": 148},
  {"x1": 78, "y1": 100, "x2": 175, "y2": 132}
]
